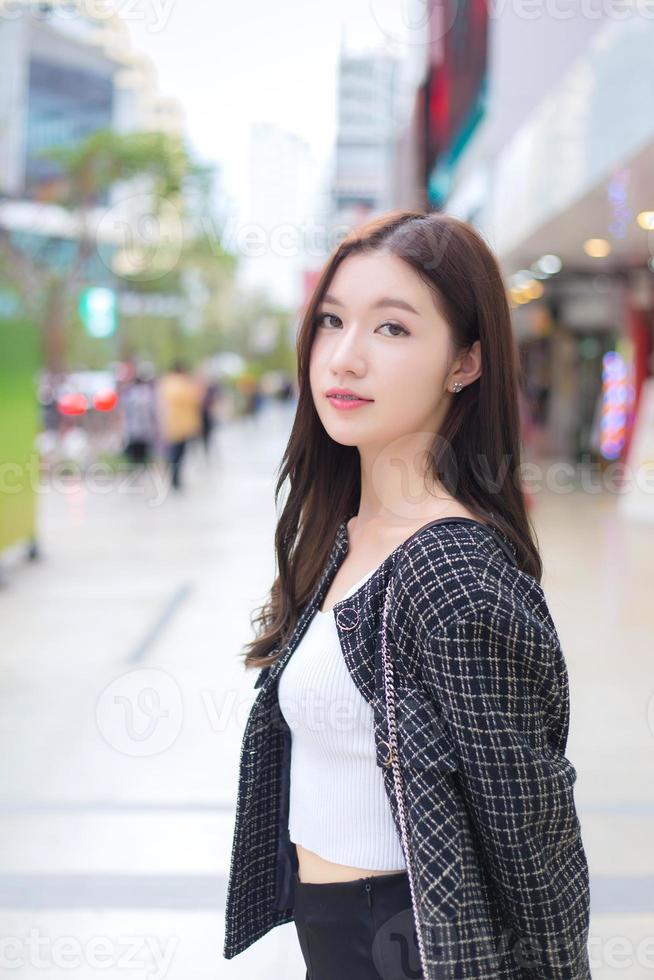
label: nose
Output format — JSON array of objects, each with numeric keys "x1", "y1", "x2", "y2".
[{"x1": 328, "y1": 324, "x2": 367, "y2": 375}]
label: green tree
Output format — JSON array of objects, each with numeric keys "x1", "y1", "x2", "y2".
[{"x1": 0, "y1": 129, "x2": 204, "y2": 372}]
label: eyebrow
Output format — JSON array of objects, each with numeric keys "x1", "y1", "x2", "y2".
[{"x1": 321, "y1": 293, "x2": 420, "y2": 316}]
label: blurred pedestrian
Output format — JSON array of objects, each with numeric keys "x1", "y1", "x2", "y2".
[
  {"x1": 157, "y1": 360, "x2": 203, "y2": 490},
  {"x1": 200, "y1": 378, "x2": 221, "y2": 456},
  {"x1": 121, "y1": 371, "x2": 158, "y2": 469},
  {"x1": 279, "y1": 375, "x2": 295, "y2": 402}
]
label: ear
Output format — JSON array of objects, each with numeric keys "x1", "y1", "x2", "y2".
[{"x1": 449, "y1": 340, "x2": 482, "y2": 390}]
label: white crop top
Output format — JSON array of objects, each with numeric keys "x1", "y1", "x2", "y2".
[{"x1": 277, "y1": 568, "x2": 406, "y2": 870}]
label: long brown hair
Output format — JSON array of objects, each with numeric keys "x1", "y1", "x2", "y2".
[{"x1": 243, "y1": 208, "x2": 541, "y2": 671}]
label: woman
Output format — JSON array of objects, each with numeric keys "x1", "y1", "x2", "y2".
[{"x1": 223, "y1": 210, "x2": 591, "y2": 979}]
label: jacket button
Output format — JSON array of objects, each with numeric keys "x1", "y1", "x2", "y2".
[{"x1": 335, "y1": 606, "x2": 360, "y2": 630}]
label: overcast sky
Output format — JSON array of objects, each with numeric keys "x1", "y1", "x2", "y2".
[{"x1": 124, "y1": 0, "x2": 412, "y2": 223}]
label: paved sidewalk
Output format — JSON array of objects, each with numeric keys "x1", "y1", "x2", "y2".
[{"x1": 0, "y1": 401, "x2": 652, "y2": 978}]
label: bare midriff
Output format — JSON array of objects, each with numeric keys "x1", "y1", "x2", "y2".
[{"x1": 295, "y1": 841, "x2": 405, "y2": 884}]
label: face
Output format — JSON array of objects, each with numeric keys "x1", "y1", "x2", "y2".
[{"x1": 309, "y1": 250, "x2": 480, "y2": 453}]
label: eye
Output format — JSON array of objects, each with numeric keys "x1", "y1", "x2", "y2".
[
  {"x1": 377, "y1": 321, "x2": 409, "y2": 338},
  {"x1": 315, "y1": 312, "x2": 341, "y2": 328}
]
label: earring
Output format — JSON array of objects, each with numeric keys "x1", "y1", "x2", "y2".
[{"x1": 451, "y1": 381, "x2": 463, "y2": 393}]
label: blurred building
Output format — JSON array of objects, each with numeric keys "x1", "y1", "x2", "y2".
[
  {"x1": 392, "y1": 1, "x2": 654, "y2": 474},
  {"x1": 237, "y1": 121, "x2": 319, "y2": 309},
  {"x1": 0, "y1": 2, "x2": 182, "y2": 199},
  {"x1": 0, "y1": 1, "x2": 184, "y2": 289},
  {"x1": 329, "y1": 46, "x2": 405, "y2": 235},
  {"x1": 295, "y1": 44, "x2": 410, "y2": 325}
]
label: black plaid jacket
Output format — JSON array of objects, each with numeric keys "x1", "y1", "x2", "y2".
[{"x1": 223, "y1": 517, "x2": 592, "y2": 979}]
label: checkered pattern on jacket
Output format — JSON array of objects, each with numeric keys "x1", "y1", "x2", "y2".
[
  {"x1": 383, "y1": 525, "x2": 592, "y2": 978},
  {"x1": 222, "y1": 518, "x2": 592, "y2": 979}
]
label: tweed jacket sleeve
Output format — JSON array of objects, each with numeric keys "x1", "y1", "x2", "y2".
[{"x1": 389, "y1": 527, "x2": 591, "y2": 979}]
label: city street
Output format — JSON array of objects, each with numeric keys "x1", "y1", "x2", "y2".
[{"x1": 1, "y1": 401, "x2": 653, "y2": 979}]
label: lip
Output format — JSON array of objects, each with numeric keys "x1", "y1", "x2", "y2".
[
  {"x1": 325, "y1": 388, "x2": 374, "y2": 411},
  {"x1": 325, "y1": 387, "x2": 373, "y2": 400}
]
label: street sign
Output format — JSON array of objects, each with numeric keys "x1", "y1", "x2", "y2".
[{"x1": 79, "y1": 287, "x2": 117, "y2": 338}]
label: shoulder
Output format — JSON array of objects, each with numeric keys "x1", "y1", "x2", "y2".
[{"x1": 391, "y1": 521, "x2": 558, "y2": 644}]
